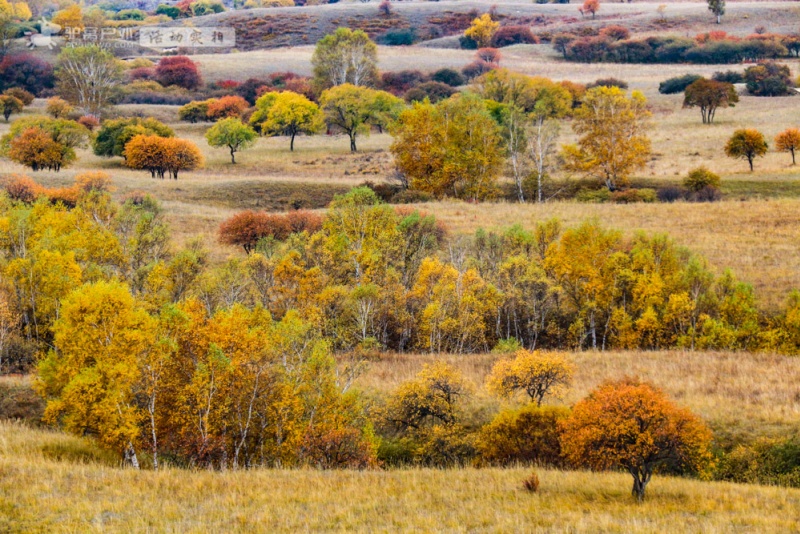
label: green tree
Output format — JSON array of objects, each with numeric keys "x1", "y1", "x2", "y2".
[
  {"x1": 0, "y1": 94, "x2": 22, "y2": 121},
  {"x1": 92, "y1": 117, "x2": 174, "y2": 159},
  {"x1": 205, "y1": 117, "x2": 257, "y2": 163},
  {"x1": 312, "y1": 28, "x2": 378, "y2": 91},
  {"x1": 725, "y1": 128, "x2": 768, "y2": 171},
  {"x1": 562, "y1": 86, "x2": 651, "y2": 191},
  {"x1": 258, "y1": 91, "x2": 324, "y2": 151},
  {"x1": 319, "y1": 84, "x2": 400, "y2": 152},
  {"x1": 708, "y1": 0, "x2": 725, "y2": 24}
]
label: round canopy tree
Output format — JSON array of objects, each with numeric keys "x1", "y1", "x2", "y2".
[{"x1": 560, "y1": 378, "x2": 714, "y2": 502}]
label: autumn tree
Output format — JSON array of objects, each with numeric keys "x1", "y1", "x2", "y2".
[
  {"x1": 35, "y1": 280, "x2": 157, "y2": 467},
  {"x1": 560, "y1": 378, "x2": 714, "y2": 501},
  {"x1": 155, "y1": 56, "x2": 202, "y2": 90},
  {"x1": 581, "y1": 0, "x2": 599, "y2": 19},
  {"x1": 562, "y1": 86, "x2": 651, "y2": 191},
  {"x1": 775, "y1": 128, "x2": 800, "y2": 165},
  {"x1": 725, "y1": 128, "x2": 768, "y2": 171},
  {"x1": 257, "y1": 91, "x2": 324, "y2": 151},
  {"x1": 205, "y1": 117, "x2": 257, "y2": 163},
  {"x1": 206, "y1": 95, "x2": 249, "y2": 121},
  {"x1": 51, "y1": 4, "x2": 83, "y2": 33},
  {"x1": 92, "y1": 117, "x2": 174, "y2": 159},
  {"x1": 7, "y1": 127, "x2": 68, "y2": 171},
  {"x1": 45, "y1": 96, "x2": 73, "y2": 119},
  {"x1": 385, "y1": 361, "x2": 469, "y2": 429},
  {"x1": 0, "y1": 93, "x2": 22, "y2": 121},
  {"x1": 178, "y1": 100, "x2": 211, "y2": 123},
  {"x1": 124, "y1": 135, "x2": 203, "y2": 179},
  {"x1": 708, "y1": 0, "x2": 725, "y2": 24},
  {"x1": 312, "y1": 28, "x2": 378, "y2": 90},
  {"x1": 3, "y1": 87, "x2": 34, "y2": 106},
  {"x1": 683, "y1": 166, "x2": 721, "y2": 192},
  {"x1": 55, "y1": 45, "x2": 123, "y2": 117},
  {"x1": 319, "y1": 84, "x2": 401, "y2": 152},
  {"x1": 0, "y1": 54, "x2": 54, "y2": 95},
  {"x1": 683, "y1": 78, "x2": 738, "y2": 124},
  {"x1": 465, "y1": 13, "x2": 499, "y2": 48},
  {"x1": 486, "y1": 349, "x2": 574, "y2": 406},
  {"x1": 391, "y1": 93, "x2": 504, "y2": 200}
]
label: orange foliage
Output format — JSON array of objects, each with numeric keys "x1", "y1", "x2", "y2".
[
  {"x1": 3, "y1": 174, "x2": 45, "y2": 202},
  {"x1": 124, "y1": 135, "x2": 203, "y2": 179},
  {"x1": 560, "y1": 378, "x2": 713, "y2": 501},
  {"x1": 206, "y1": 95, "x2": 249, "y2": 121},
  {"x1": 8, "y1": 127, "x2": 68, "y2": 172},
  {"x1": 75, "y1": 171, "x2": 113, "y2": 193},
  {"x1": 219, "y1": 210, "x2": 323, "y2": 253}
]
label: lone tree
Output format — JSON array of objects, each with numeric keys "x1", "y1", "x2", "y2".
[
  {"x1": 205, "y1": 117, "x2": 257, "y2": 163},
  {"x1": 725, "y1": 128, "x2": 768, "y2": 171},
  {"x1": 55, "y1": 45, "x2": 123, "y2": 117},
  {"x1": 683, "y1": 78, "x2": 738, "y2": 124},
  {"x1": 775, "y1": 128, "x2": 800, "y2": 165},
  {"x1": 708, "y1": 0, "x2": 725, "y2": 24},
  {"x1": 486, "y1": 349, "x2": 574, "y2": 406},
  {"x1": 464, "y1": 13, "x2": 499, "y2": 48},
  {"x1": 258, "y1": 91, "x2": 324, "y2": 151},
  {"x1": 312, "y1": 28, "x2": 378, "y2": 91},
  {"x1": 560, "y1": 378, "x2": 713, "y2": 502},
  {"x1": 581, "y1": 0, "x2": 599, "y2": 19},
  {"x1": 562, "y1": 86, "x2": 651, "y2": 191}
]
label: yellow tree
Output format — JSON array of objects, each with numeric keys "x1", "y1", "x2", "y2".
[
  {"x1": 725, "y1": 128, "x2": 768, "y2": 172},
  {"x1": 465, "y1": 13, "x2": 499, "y2": 48},
  {"x1": 319, "y1": 84, "x2": 401, "y2": 152},
  {"x1": 259, "y1": 91, "x2": 324, "y2": 151},
  {"x1": 560, "y1": 378, "x2": 714, "y2": 501},
  {"x1": 35, "y1": 280, "x2": 157, "y2": 467},
  {"x1": 486, "y1": 349, "x2": 574, "y2": 406},
  {"x1": 52, "y1": 4, "x2": 83, "y2": 33},
  {"x1": 562, "y1": 86, "x2": 651, "y2": 191}
]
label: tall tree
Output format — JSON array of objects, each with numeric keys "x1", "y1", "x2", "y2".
[
  {"x1": 55, "y1": 45, "x2": 123, "y2": 117},
  {"x1": 391, "y1": 93, "x2": 504, "y2": 200},
  {"x1": 35, "y1": 280, "x2": 157, "y2": 468},
  {"x1": 775, "y1": 128, "x2": 800, "y2": 165},
  {"x1": 561, "y1": 86, "x2": 651, "y2": 191},
  {"x1": 560, "y1": 378, "x2": 713, "y2": 501},
  {"x1": 312, "y1": 28, "x2": 378, "y2": 91}
]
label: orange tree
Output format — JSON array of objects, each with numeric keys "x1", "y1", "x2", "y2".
[
  {"x1": 725, "y1": 128, "x2": 768, "y2": 171},
  {"x1": 559, "y1": 378, "x2": 714, "y2": 502},
  {"x1": 775, "y1": 128, "x2": 800, "y2": 165}
]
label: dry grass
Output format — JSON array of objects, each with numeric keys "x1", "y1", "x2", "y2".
[
  {"x1": 359, "y1": 350, "x2": 800, "y2": 444},
  {"x1": 1, "y1": 420, "x2": 799, "y2": 533}
]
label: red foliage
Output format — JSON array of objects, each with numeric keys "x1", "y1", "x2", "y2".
[
  {"x1": 128, "y1": 67, "x2": 155, "y2": 81},
  {"x1": 285, "y1": 210, "x2": 323, "y2": 234},
  {"x1": 491, "y1": 25, "x2": 539, "y2": 47},
  {"x1": 599, "y1": 25, "x2": 630, "y2": 41},
  {"x1": 476, "y1": 47, "x2": 501, "y2": 64},
  {"x1": 77, "y1": 115, "x2": 101, "y2": 131},
  {"x1": 380, "y1": 70, "x2": 427, "y2": 95},
  {"x1": 156, "y1": 56, "x2": 203, "y2": 90},
  {"x1": 0, "y1": 54, "x2": 55, "y2": 96},
  {"x1": 3, "y1": 175, "x2": 44, "y2": 203},
  {"x1": 216, "y1": 79, "x2": 241, "y2": 89},
  {"x1": 461, "y1": 60, "x2": 497, "y2": 80}
]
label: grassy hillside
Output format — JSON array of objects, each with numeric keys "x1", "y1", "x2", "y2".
[{"x1": 0, "y1": 420, "x2": 798, "y2": 533}]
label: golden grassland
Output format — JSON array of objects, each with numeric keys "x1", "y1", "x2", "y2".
[
  {"x1": 359, "y1": 350, "x2": 800, "y2": 442},
  {"x1": 1, "y1": 420, "x2": 799, "y2": 533}
]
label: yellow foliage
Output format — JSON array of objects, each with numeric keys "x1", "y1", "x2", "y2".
[
  {"x1": 464, "y1": 13, "x2": 499, "y2": 48},
  {"x1": 486, "y1": 349, "x2": 574, "y2": 405}
]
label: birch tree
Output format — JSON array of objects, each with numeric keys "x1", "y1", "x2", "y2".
[
  {"x1": 55, "y1": 45, "x2": 123, "y2": 117},
  {"x1": 312, "y1": 28, "x2": 378, "y2": 91}
]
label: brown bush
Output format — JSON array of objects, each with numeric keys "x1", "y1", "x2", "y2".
[
  {"x1": 3, "y1": 175, "x2": 44, "y2": 203},
  {"x1": 46, "y1": 186, "x2": 80, "y2": 208},
  {"x1": 3, "y1": 88, "x2": 35, "y2": 106},
  {"x1": 285, "y1": 210, "x2": 323, "y2": 234},
  {"x1": 219, "y1": 211, "x2": 293, "y2": 253},
  {"x1": 75, "y1": 171, "x2": 113, "y2": 193},
  {"x1": 77, "y1": 115, "x2": 101, "y2": 131}
]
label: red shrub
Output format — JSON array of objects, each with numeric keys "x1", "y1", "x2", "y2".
[
  {"x1": 380, "y1": 70, "x2": 427, "y2": 95},
  {"x1": 129, "y1": 67, "x2": 155, "y2": 81},
  {"x1": 0, "y1": 54, "x2": 55, "y2": 96},
  {"x1": 491, "y1": 25, "x2": 539, "y2": 47},
  {"x1": 156, "y1": 56, "x2": 202, "y2": 90},
  {"x1": 218, "y1": 211, "x2": 292, "y2": 253},
  {"x1": 216, "y1": 79, "x2": 241, "y2": 89}
]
